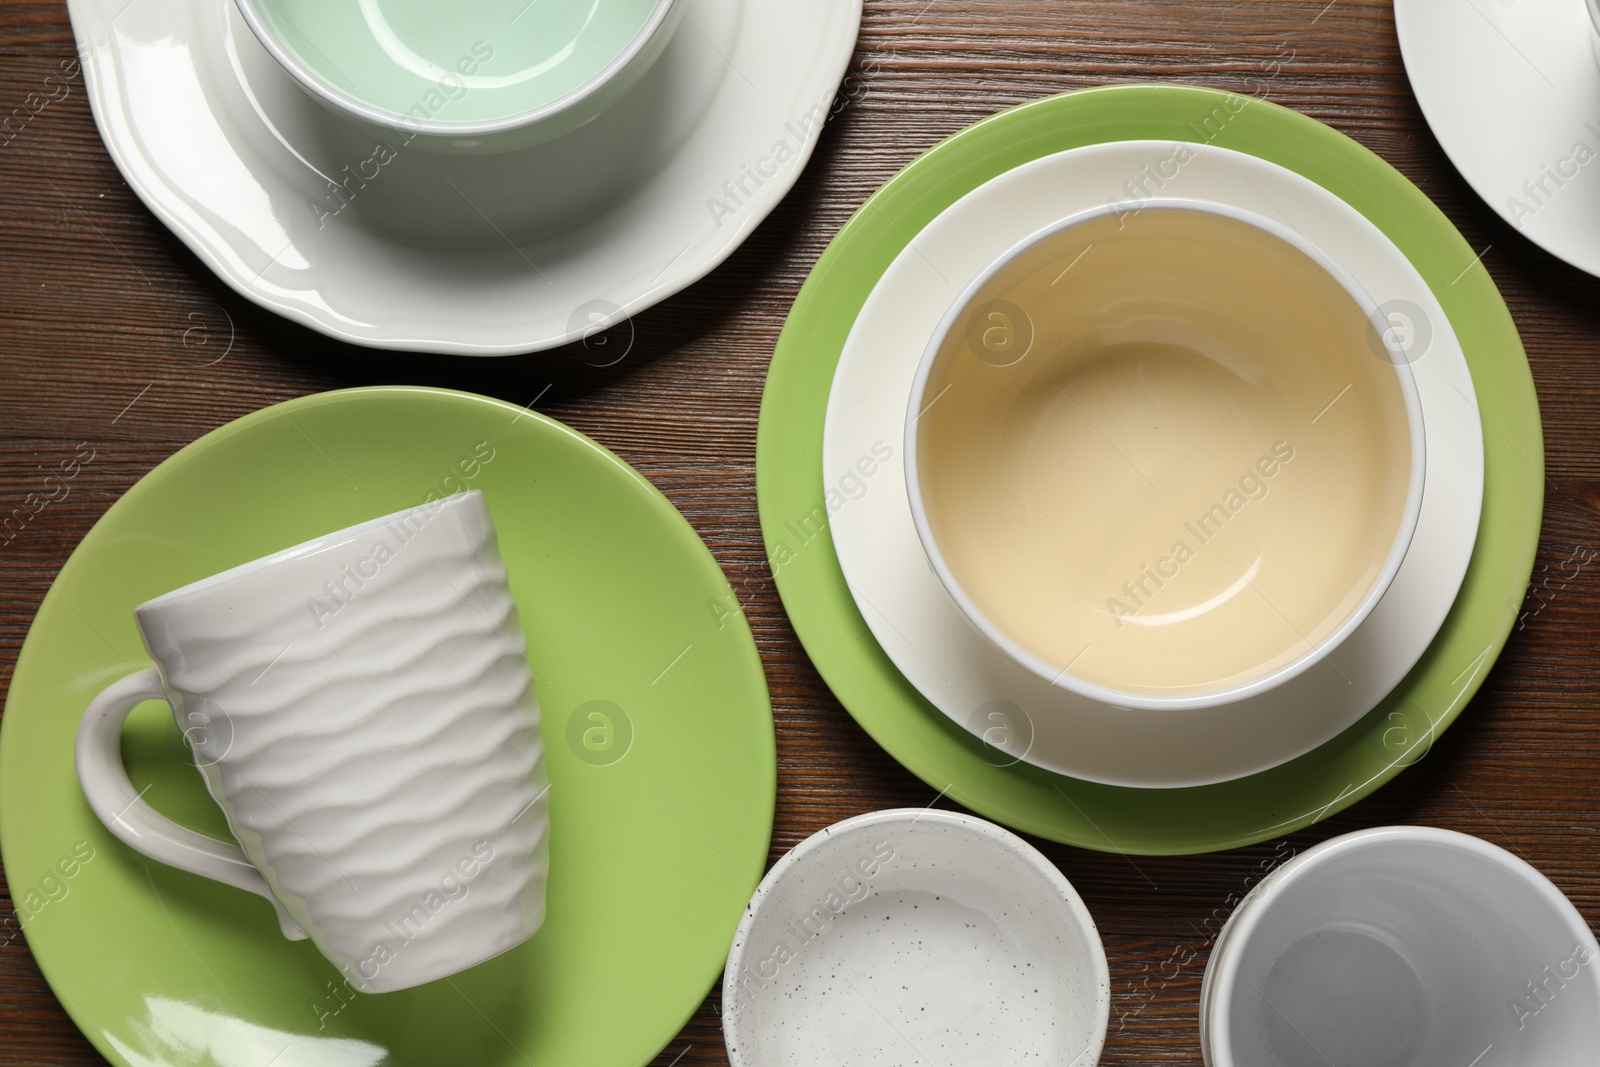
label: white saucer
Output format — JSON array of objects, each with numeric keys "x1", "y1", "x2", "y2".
[
  {"x1": 822, "y1": 140, "x2": 1485, "y2": 789},
  {"x1": 67, "y1": 0, "x2": 861, "y2": 354},
  {"x1": 1396, "y1": 0, "x2": 1600, "y2": 278},
  {"x1": 721, "y1": 809, "x2": 1110, "y2": 1067}
]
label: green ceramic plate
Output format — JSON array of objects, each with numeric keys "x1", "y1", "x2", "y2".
[
  {"x1": 0, "y1": 387, "x2": 773, "y2": 1065},
  {"x1": 756, "y1": 84, "x2": 1543, "y2": 855}
]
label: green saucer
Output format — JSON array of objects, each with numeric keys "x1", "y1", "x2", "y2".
[
  {"x1": 756, "y1": 84, "x2": 1542, "y2": 855},
  {"x1": 0, "y1": 387, "x2": 774, "y2": 1065}
]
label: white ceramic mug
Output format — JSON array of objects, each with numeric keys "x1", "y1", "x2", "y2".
[
  {"x1": 74, "y1": 490, "x2": 548, "y2": 994},
  {"x1": 1201, "y1": 826, "x2": 1600, "y2": 1066}
]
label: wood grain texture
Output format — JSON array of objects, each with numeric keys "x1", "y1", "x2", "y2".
[{"x1": 3, "y1": 0, "x2": 1600, "y2": 1062}]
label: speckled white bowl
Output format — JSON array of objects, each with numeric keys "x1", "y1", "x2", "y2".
[{"x1": 722, "y1": 809, "x2": 1110, "y2": 1066}]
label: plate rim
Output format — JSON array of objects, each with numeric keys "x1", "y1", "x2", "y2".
[
  {"x1": 755, "y1": 82, "x2": 1544, "y2": 855},
  {"x1": 1394, "y1": 0, "x2": 1600, "y2": 280}
]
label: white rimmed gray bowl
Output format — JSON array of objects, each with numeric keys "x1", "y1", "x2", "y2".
[
  {"x1": 1201, "y1": 826, "x2": 1600, "y2": 1067},
  {"x1": 903, "y1": 197, "x2": 1427, "y2": 713},
  {"x1": 722, "y1": 809, "x2": 1109, "y2": 1065}
]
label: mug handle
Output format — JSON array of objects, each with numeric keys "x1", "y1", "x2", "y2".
[{"x1": 74, "y1": 667, "x2": 307, "y2": 940}]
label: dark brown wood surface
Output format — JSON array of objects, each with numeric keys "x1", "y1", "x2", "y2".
[{"x1": 3, "y1": 0, "x2": 1600, "y2": 1062}]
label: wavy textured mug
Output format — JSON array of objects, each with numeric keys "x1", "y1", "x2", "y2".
[{"x1": 74, "y1": 490, "x2": 548, "y2": 993}]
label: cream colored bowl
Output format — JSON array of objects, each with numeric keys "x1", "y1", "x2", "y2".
[{"x1": 904, "y1": 199, "x2": 1426, "y2": 711}]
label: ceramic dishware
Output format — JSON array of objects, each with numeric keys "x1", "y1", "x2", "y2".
[
  {"x1": 2, "y1": 387, "x2": 775, "y2": 1065},
  {"x1": 1200, "y1": 826, "x2": 1600, "y2": 1066},
  {"x1": 234, "y1": 0, "x2": 682, "y2": 153},
  {"x1": 74, "y1": 489, "x2": 549, "y2": 993},
  {"x1": 759, "y1": 84, "x2": 1541, "y2": 853},
  {"x1": 722, "y1": 809, "x2": 1110, "y2": 1066},
  {"x1": 67, "y1": 0, "x2": 861, "y2": 351},
  {"x1": 904, "y1": 199, "x2": 1426, "y2": 711},
  {"x1": 1395, "y1": 0, "x2": 1600, "y2": 278},
  {"x1": 823, "y1": 139, "x2": 1482, "y2": 788}
]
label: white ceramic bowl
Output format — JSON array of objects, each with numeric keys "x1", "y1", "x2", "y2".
[
  {"x1": 233, "y1": 0, "x2": 682, "y2": 154},
  {"x1": 1201, "y1": 826, "x2": 1600, "y2": 1067},
  {"x1": 722, "y1": 809, "x2": 1110, "y2": 1065},
  {"x1": 903, "y1": 198, "x2": 1427, "y2": 712}
]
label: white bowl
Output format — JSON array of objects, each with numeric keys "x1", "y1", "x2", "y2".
[
  {"x1": 1201, "y1": 826, "x2": 1600, "y2": 1067},
  {"x1": 722, "y1": 809, "x2": 1110, "y2": 1065},
  {"x1": 903, "y1": 198, "x2": 1427, "y2": 712}
]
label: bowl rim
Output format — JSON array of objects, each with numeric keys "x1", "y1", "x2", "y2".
[
  {"x1": 1200, "y1": 825, "x2": 1600, "y2": 1067},
  {"x1": 231, "y1": 0, "x2": 680, "y2": 138},
  {"x1": 902, "y1": 196, "x2": 1429, "y2": 712},
  {"x1": 720, "y1": 807, "x2": 1111, "y2": 1066}
]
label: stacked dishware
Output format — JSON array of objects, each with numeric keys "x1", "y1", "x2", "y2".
[
  {"x1": 3, "y1": 0, "x2": 1592, "y2": 1062},
  {"x1": 67, "y1": 0, "x2": 861, "y2": 352},
  {"x1": 757, "y1": 84, "x2": 1541, "y2": 851},
  {"x1": 747, "y1": 80, "x2": 1552, "y2": 1065}
]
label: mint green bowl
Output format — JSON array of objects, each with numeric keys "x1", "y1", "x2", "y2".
[{"x1": 235, "y1": 0, "x2": 681, "y2": 153}]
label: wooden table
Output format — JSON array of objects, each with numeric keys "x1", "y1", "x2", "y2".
[{"x1": 3, "y1": 0, "x2": 1598, "y2": 1062}]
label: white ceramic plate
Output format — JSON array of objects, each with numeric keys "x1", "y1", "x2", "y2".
[
  {"x1": 822, "y1": 140, "x2": 1485, "y2": 788},
  {"x1": 721, "y1": 809, "x2": 1110, "y2": 1067},
  {"x1": 66, "y1": 0, "x2": 861, "y2": 354},
  {"x1": 1396, "y1": 0, "x2": 1600, "y2": 278}
]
